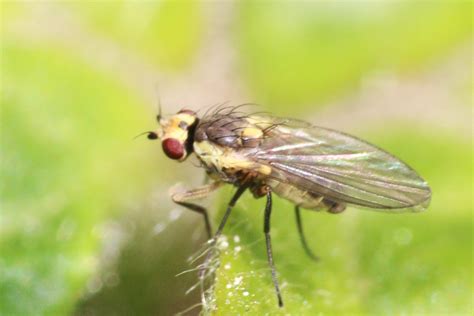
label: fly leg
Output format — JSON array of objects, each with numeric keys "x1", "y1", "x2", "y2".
[
  {"x1": 295, "y1": 206, "x2": 319, "y2": 261},
  {"x1": 171, "y1": 182, "x2": 222, "y2": 239},
  {"x1": 198, "y1": 185, "x2": 248, "y2": 280},
  {"x1": 264, "y1": 188, "x2": 284, "y2": 307}
]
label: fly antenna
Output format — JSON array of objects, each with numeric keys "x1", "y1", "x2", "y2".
[{"x1": 133, "y1": 131, "x2": 158, "y2": 140}]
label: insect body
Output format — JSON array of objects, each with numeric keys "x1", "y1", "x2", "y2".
[{"x1": 145, "y1": 105, "x2": 431, "y2": 308}]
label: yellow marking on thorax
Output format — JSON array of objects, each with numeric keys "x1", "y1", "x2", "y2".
[
  {"x1": 241, "y1": 127, "x2": 263, "y2": 139},
  {"x1": 257, "y1": 164, "x2": 272, "y2": 175},
  {"x1": 245, "y1": 116, "x2": 274, "y2": 130}
]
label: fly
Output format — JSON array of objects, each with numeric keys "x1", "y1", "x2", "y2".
[{"x1": 142, "y1": 104, "x2": 431, "y2": 308}]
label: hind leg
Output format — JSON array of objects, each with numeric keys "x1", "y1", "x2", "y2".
[{"x1": 294, "y1": 206, "x2": 319, "y2": 261}]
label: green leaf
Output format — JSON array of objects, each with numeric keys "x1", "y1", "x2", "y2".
[
  {"x1": 207, "y1": 129, "x2": 471, "y2": 314},
  {"x1": 0, "y1": 42, "x2": 157, "y2": 315}
]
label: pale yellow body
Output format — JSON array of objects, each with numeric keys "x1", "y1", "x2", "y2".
[
  {"x1": 194, "y1": 140, "x2": 325, "y2": 209},
  {"x1": 193, "y1": 140, "x2": 272, "y2": 176}
]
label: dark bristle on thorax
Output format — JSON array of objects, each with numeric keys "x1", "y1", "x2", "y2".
[{"x1": 195, "y1": 114, "x2": 263, "y2": 149}]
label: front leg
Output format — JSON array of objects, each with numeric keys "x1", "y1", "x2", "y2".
[{"x1": 171, "y1": 182, "x2": 223, "y2": 239}]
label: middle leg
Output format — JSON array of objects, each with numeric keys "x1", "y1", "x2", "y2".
[
  {"x1": 264, "y1": 188, "x2": 284, "y2": 307},
  {"x1": 198, "y1": 185, "x2": 248, "y2": 280}
]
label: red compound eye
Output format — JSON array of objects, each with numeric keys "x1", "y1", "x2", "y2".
[
  {"x1": 178, "y1": 109, "x2": 196, "y2": 115},
  {"x1": 162, "y1": 138, "x2": 184, "y2": 160}
]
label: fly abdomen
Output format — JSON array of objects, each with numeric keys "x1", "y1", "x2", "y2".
[{"x1": 266, "y1": 178, "x2": 325, "y2": 210}]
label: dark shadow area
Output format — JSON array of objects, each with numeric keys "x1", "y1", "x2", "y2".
[{"x1": 75, "y1": 203, "x2": 206, "y2": 316}]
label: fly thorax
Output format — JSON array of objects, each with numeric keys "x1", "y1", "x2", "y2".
[
  {"x1": 194, "y1": 116, "x2": 265, "y2": 149},
  {"x1": 194, "y1": 140, "x2": 272, "y2": 183},
  {"x1": 193, "y1": 140, "x2": 224, "y2": 170}
]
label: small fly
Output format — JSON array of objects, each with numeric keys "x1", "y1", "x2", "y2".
[{"x1": 142, "y1": 104, "x2": 431, "y2": 308}]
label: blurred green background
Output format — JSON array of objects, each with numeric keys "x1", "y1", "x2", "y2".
[{"x1": 1, "y1": 1, "x2": 472, "y2": 315}]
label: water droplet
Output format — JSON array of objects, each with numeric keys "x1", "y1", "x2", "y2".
[
  {"x1": 219, "y1": 240, "x2": 229, "y2": 250},
  {"x1": 104, "y1": 271, "x2": 120, "y2": 287},
  {"x1": 153, "y1": 222, "x2": 166, "y2": 235},
  {"x1": 87, "y1": 277, "x2": 103, "y2": 294},
  {"x1": 169, "y1": 209, "x2": 183, "y2": 221},
  {"x1": 233, "y1": 276, "x2": 243, "y2": 286}
]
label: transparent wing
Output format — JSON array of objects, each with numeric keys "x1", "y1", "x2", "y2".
[{"x1": 250, "y1": 116, "x2": 431, "y2": 212}]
